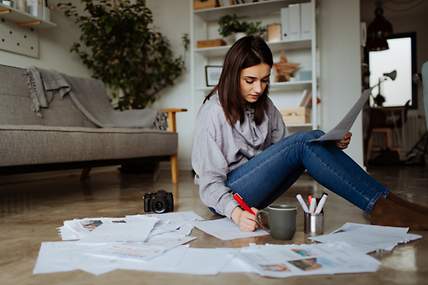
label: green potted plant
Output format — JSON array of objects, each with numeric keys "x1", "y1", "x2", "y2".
[
  {"x1": 58, "y1": 0, "x2": 187, "y2": 110},
  {"x1": 218, "y1": 14, "x2": 244, "y2": 44},
  {"x1": 218, "y1": 14, "x2": 266, "y2": 44},
  {"x1": 245, "y1": 21, "x2": 266, "y2": 37}
]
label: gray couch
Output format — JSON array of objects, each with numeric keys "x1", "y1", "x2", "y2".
[{"x1": 0, "y1": 64, "x2": 183, "y2": 182}]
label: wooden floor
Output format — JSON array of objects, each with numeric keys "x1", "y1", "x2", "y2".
[{"x1": 0, "y1": 165, "x2": 427, "y2": 285}]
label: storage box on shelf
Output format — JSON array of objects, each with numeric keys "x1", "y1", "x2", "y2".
[
  {"x1": 193, "y1": 0, "x2": 217, "y2": 10},
  {"x1": 196, "y1": 38, "x2": 226, "y2": 48},
  {"x1": 281, "y1": 106, "x2": 310, "y2": 125},
  {"x1": 191, "y1": 0, "x2": 319, "y2": 129}
]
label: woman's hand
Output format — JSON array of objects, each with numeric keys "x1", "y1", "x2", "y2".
[
  {"x1": 336, "y1": 132, "x2": 352, "y2": 149},
  {"x1": 231, "y1": 206, "x2": 259, "y2": 232}
]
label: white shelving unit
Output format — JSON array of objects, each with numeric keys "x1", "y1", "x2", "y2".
[{"x1": 191, "y1": 0, "x2": 319, "y2": 129}]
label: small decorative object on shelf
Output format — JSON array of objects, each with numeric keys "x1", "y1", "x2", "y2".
[
  {"x1": 193, "y1": 0, "x2": 217, "y2": 10},
  {"x1": 205, "y1": 65, "x2": 223, "y2": 87},
  {"x1": 197, "y1": 38, "x2": 226, "y2": 48},
  {"x1": 267, "y1": 23, "x2": 281, "y2": 43},
  {"x1": 273, "y1": 50, "x2": 300, "y2": 82}
]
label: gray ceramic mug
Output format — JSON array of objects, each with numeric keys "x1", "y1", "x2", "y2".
[{"x1": 256, "y1": 204, "x2": 297, "y2": 240}]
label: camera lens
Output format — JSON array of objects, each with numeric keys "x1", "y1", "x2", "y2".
[{"x1": 153, "y1": 200, "x2": 166, "y2": 214}]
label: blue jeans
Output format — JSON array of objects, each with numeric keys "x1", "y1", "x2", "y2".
[{"x1": 226, "y1": 130, "x2": 389, "y2": 213}]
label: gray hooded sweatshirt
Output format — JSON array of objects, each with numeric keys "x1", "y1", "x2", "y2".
[{"x1": 191, "y1": 93, "x2": 287, "y2": 218}]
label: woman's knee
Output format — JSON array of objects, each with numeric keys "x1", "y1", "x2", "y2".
[{"x1": 301, "y1": 130, "x2": 325, "y2": 141}]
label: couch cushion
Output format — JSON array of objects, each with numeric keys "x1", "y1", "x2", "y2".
[{"x1": 0, "y1": 125, "x2": 177, "y2": 166}]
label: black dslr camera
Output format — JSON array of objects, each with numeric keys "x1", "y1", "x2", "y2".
[{"x1": 143, "y1": 190, "x2": 174, "y2": 214}]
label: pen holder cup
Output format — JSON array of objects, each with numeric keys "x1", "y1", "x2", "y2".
[{"x1": 304, "y1": 212, "x2": 324, "y2": 236}]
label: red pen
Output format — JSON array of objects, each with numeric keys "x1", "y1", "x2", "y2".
[{"x1": 233, "y1": 193, "x2": 256, "y2": 215}]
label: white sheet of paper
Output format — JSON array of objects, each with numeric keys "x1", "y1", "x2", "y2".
[
  {"x1": 237, "y1": 242, "x2": 380, "y2": 278},
  {"x1": 220, "y1": 255, "x2": 254, "y2": 273},
  {"x1": 33, "y1": 242, "x2": 109, "y2": 274},
  {"x1": 139, "y1": 211, "x2": 205, "y2": 223},
  {"x1": 80, "y1": 218, "x2": 158, "y2": 242},
  {"x1": 127, "y1": 211, "x2": 204, "y2": 239},
  {"x1": 166, "y1": 247, "x2": 236, "y2": 275},
  {"x1": 106, "y1": 246, "x2": 235, "y2": 275},
  {"x1": 86, "y1": 236, "x2": 196, "y2": 262},
  {"x1": 311, "y1": 89, "x2": 370, "y2": 142},
  {"x1": 309, "y1": 223, "x2": 422, "y2": 253},
  {"x1": 195, "y1": 218, "x2": 269, "y2": 240},
  {"x1": 59, "y1": 217, "x2": 128, "y2": 240}
]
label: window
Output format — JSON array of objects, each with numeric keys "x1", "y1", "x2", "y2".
[{"x1": 368, "y1": 33, "x2": 417, "y2": 108}]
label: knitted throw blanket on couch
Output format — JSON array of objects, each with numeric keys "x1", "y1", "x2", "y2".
[{"x1": 25, "y1": 67, "x2": 158, "y2": 129}]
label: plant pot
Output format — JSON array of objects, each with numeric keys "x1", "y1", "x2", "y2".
[
  {"x1": 224, "y1": 34, "x2": 236, "y2": 45},
  {"x1": 235, "y1": 32, "x2": 246, "y2": 42}
]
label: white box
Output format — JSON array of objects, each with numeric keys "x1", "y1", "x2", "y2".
[
  {"x1": 26, "y1": 0, "x2": 43, "y2": 18},
  {"x1": 300, "y1": 2, "x2": 312, "y2": 39},
  {"x1": 280, "y1": 7, "x2": 289, "y2": 41},
  {"x1": 281, "y1": 4, "x2": 301, "y2": 41}
]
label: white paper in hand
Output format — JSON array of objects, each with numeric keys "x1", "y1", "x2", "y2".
[{"x1": 311, "y1": 89, "x2": 370, "y2": 142}]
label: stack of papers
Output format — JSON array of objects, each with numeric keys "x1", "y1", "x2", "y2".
[
  {"x1": 34, "y1": 211, "x2": 205, "y2": 275},
  {"x1": 309, "y1": 223, "x2": 422, "y2": 253},
  {"x1": 58, "y1": 211, "x2": 204, "y2": 242}
]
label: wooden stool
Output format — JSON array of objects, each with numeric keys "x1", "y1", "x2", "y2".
[{"x1": 366, "y1": 127, "x2": 399, "y2": 160}]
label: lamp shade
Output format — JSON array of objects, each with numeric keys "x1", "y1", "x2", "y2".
[{"x1": 367, "y1": 7, "x2": 393, "y2": 51}]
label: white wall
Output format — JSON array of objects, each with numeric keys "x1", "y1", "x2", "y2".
[
  {"x1": 0, "y1": 0, "x2": 90, "y2": 77},
  {"x1": 318, "y1": 0, "x2": 364, "y2": 166},
  {"x1": 146, "y1": 0, "x2": 194, "y2": 170}
]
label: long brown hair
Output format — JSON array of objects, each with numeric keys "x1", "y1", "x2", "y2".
[{"x1": 204, "y1": 36, "x2": 273, "y2": 126}]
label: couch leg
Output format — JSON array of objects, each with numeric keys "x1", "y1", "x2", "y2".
[
  {"x1": 80, "y1": 167, "x2": 91, "y2": 181},
  {"x1": 170, "y1": 154, "x2": 178, "y2": 184}
]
